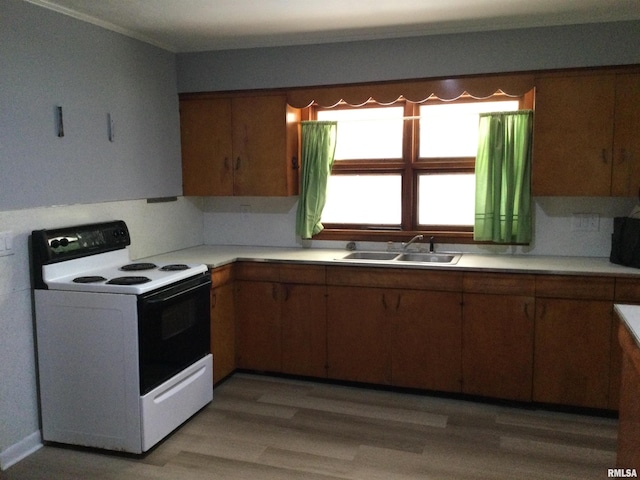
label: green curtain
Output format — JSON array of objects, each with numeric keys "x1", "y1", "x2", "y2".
[
  {"x1": 474, "y1": 110, "x2": 533, "y2": 244},
  {"x1": 296, "y1": 121, "x2": 338, "y2": 239}
]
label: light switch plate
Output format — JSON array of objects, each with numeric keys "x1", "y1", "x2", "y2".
[
  {"x1": 572, "y1": 213, "x2": 600, "y2": 232},
  {"x1": 0, "y1": 231, "x2": 14, "y2": 257}
]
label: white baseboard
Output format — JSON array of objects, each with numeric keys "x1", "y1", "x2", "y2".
[{"x1": 0, "y1": 431, "x2": 43, "y2": 470}]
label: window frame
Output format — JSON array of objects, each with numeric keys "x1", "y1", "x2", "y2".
[{"x1": 312, "y1": 92, "x2": 533, "y2": 244}]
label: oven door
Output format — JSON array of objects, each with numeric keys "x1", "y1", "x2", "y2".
[{"x1": 138, "y1": 273, "x2": 211, "y2": 395}]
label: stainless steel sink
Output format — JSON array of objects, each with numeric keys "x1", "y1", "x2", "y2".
[
  {"x1": 395, "y1": 252, "x2": 461, "y2": 264},
  {"x1": 340, "y1": 251, "x2": 400, "y2": 261},
  {"x1": 338, "y1": 250, "x2": 462, "y2": 264}
]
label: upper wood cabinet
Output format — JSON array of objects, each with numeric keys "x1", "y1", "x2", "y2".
[
  {"x1": 179, "y1": 94, "x2": 301, "y2": 196},
  {"x1": 611, "y1": 74, "x2": 640, "y2": 197},
  {"x1": 532, "y1": 71, "x2": 640, "y2": 196}
]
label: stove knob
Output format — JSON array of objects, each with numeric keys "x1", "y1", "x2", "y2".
[
  {"x1": 60, "y1": 238, "x2": 69, "y2": 247},
  {"x1": 50, "y1": 239, "x2": 60, "y2": 248}
]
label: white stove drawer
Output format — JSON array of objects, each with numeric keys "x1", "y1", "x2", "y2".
[{"x1": 140, "y1": 354, "x2": 212, "y2": 451}]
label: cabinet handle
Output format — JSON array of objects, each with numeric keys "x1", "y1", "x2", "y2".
[
  {"x1": 538, "y1": 303, "x2": 546, "y2": 319},
  {"x1": 211, "y1": 292, "x2": 217, "y2": 308},
  {"x1": 291, "y1": 156, "x2": 299, "y2": 170},
  {"x1": 382, "y1": 294, "x2": 388, "y2": 310},
  {"x1": 283, "y1": 284, "x2": 290, "y2": 302},
  {"x1": 224, "y1": 157, "x2": 230, "y2": 170},
  {"x1": 523, "y1": 301, "x2": 531, "y2": 320},
  {"x1": 618, "y1": 148, "x2": 627, "y2": 165},
  {"x1": 235, "y1": 157, "x2": 241, "y2": 170},
  {"x1": 601, "y1": 149, "x2": 609, "y2": 164},
  {"x1": 272, "y1": 284, "x2": 278, "y2": 301},
  {"x1": 395, "y1": 294, "x2": 402, "y2": 311}
]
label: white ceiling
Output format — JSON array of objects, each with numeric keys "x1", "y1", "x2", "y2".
[{"x1": 25, "y1": 0, "x2": 640, "y2": 52}]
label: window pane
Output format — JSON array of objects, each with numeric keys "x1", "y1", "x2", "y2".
[
  {"x1": 317, "y1": 107, "x2": 403, "y2": 160},
  {"x1": 418, "y1": 174, "x2": 475, "y2": 226},
  {"x1": 419, "y1": 101, "x2": 519, "y2": 158},
  {"x1": 321, "y1": 175, "x2": 401, "y2": 225}
]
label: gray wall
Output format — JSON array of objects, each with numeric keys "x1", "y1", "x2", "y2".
[
  {"x1": 177, "y1": 20, "x2": 640, "y2": 93},
  {"x1": 1, "y1": 0, "x2": 182, "y2": 211},
  {"x1": 0, "y1": 1, "x2": 197, "y2": 469}
]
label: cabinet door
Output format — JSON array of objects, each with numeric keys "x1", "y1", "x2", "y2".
[
  {"x1": 327, "y1": 286, "x2": 392, "y2": 384},
  {"x1": 179, "y1": 97, "x2": 233, "y2": 196},
  {"x1": 392, "y1": 290, "x2": 462, "y2": 393},
  {"x1": 611, "y1": 73, "x2": 640, "y2": 197},
  {"x1": 533, "y1": 298, "x2": 613, "y2": 409},
  {"x1": 235, "y1": 280, "x2": 281, "y2": 371},
  {"x1": 532, "y1": 74, "x2": 616, "y2": 196},
  {"x1": 462, "y1": 293, "x2": 535, "y2": 401},
  {"x1": 211, "y1": 282, "x2": 235, "y2": 384},
  {"x1": 617, "y1": 322, "x2": 640, "y2": 468},
  {"x1": 232, "y1": 96, "x2": 297, "y2": 196},
  {"x1": 281, "y1": 283, "x2": 327, "y2": 378}
]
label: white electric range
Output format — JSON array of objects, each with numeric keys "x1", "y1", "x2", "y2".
[{"x1": 31, "y1": 220, "x2": 213, "y2": 454}]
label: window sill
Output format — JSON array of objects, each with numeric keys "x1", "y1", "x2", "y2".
[{"x1": 314, "y1": 228, "x2": 479, "y2": 245}]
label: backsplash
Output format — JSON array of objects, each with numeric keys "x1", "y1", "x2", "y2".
[
  {"x1": 0, "y1": 197, "x2": 203, "y2": 466},
  {"x1": 202, "y1": 196, "x2": 637, "y2": 258}
]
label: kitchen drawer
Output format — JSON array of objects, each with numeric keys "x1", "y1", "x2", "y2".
[
  {"x1": 325, "y1": 265, "x2": 462, "y2": 292},
  {"x1": 234, "y1": 261, "x2": 325, "y2": 284},
  {"x1": 463, "y1": 272, "x2": 535, "y2": 296},
  {"x1": 210, "y1": 264, "x2": 234, "y2": 287},
  {"x1": 615, "y1": 277, "x2": 640, "y2": 303},
  {"x1": 536, "y1": 275, "x2": 614, "y2": 300},
  {"x1": 279, "y1": 264, "x2": 325, "y2": 284},
  {"x1": 234, "y1": 261, "x2": 281, "y2": 282}
]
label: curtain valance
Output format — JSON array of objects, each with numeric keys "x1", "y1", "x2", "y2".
[{"x1": 286, "y1": 74, "x2": 535, "y2": 108}]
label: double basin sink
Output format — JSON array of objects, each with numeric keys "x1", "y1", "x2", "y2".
[{"x1": 338, "y1": 251, "x2": 461, "y2": 265}]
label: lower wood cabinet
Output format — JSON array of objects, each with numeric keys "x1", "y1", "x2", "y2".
[
  {"x1": 392, "y1": 290, "x2": 462, "y2": 392},
  {"x1": 533, "y1": 276, "x2": 615, "y2": 410},
  {"x1": 210, "y1": 265, "x2": 235, "y2": 384},
  {"x1": 280, "y1": 281, "x2": 327, "y2": 377},
  {"x1": 617, "y1": 319, "x2": 640, "y2": 468},
  {"x1": 234, "y1": 262, "x2": 327, "y2": 376},
  {"x1": 326, "y1": 266, "x2": 463, "y2": 390},
  {"x1": 215, "y1": 260, "x2": 627, "y2": 412},
  {"x1": 327, "y1": 285, "x2": 392, "y2": 384},
  {"x1": 462, "y1": 273, "x2": 535, "y2": 402},
  {"x1": 235, "y1": 278, "x2": 282, "y2": 371},
  {"x1": 610, "y1": 277, "x2": 640, "y2": 410}
]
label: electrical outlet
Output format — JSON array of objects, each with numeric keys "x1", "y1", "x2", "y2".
[{"x1": 572, "y1": 213, "x2": 600, "y2": 232}]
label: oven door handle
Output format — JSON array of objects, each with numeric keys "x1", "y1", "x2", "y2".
[{"x1": 144, "y1": 280, "x2": 211, "y2": 305}]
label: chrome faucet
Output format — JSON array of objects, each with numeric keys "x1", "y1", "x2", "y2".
[
  {"x1": 429, "y1": 236, "x2": 435, "y2": 253},
  {"x1": 402, "y1": 234, "x2": 424, "y2": 251}
]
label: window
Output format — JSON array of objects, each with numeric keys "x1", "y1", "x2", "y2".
[{"x1": 314, "y1": 93, "x2": 528, "y2": 243}]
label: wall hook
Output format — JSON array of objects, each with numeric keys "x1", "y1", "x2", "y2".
[
  {"x1": 107, "y1": 113, "x2": 115, "y2": 142},
  {"x1": 56, "y1": 106, "x2": 64, "y2": 137}
]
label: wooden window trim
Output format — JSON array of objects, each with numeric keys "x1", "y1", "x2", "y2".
[{"x1": 312, "y1": 90, "x2": 534, "y2": 245}]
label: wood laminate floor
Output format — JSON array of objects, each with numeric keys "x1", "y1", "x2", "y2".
[{"x1": 3, "y1": 373, "x2": 618, "y2": 479}]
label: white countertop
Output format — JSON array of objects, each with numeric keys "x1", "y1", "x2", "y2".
[
  {"x1": 143, "y1": 244, "x2": 640, "y2": 277},
  {"x1": 615, "y1": 304, "x2": 640, "y2": 350},
  {"x1": 144, "y1": 244, "x2": 640, "y2": 347}
]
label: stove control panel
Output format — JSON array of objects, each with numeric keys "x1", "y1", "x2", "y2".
[{"x1": 32, "y1": 220, "x2": 131, "y2": 264}]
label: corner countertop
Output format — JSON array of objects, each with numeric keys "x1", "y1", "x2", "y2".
[
  {"x1": 615, "y1": 305, "x2": 640, "y2": 350},
  {"x1": 142, "y1": 244, "x2": 640, "y2": 278}
]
